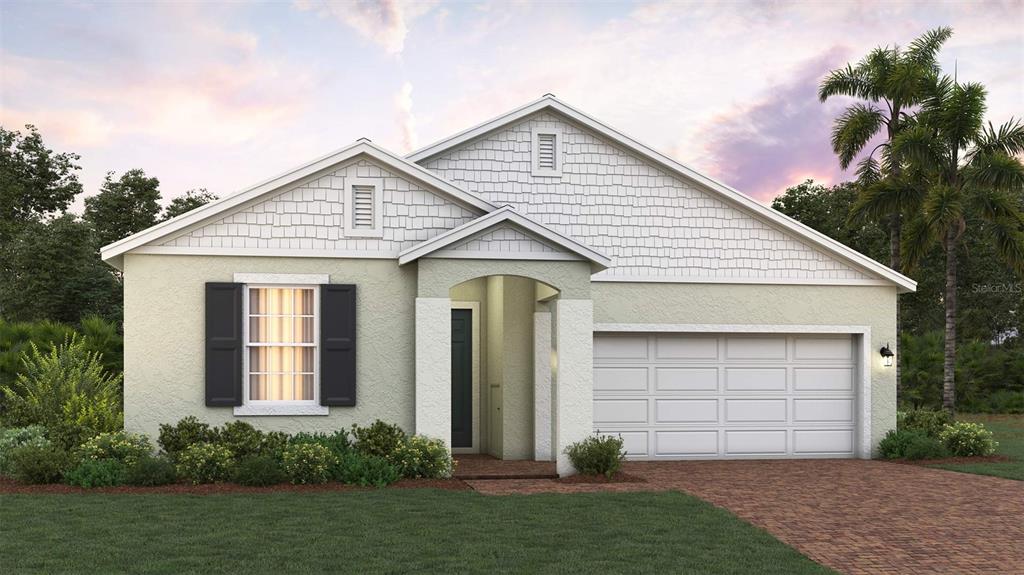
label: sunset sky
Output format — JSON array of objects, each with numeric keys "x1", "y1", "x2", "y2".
[{"x1": 1, "y1": 1, "x2": 1022, "y2": 207}]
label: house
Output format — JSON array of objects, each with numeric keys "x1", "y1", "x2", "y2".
[{"x1": 102, "y1": 95, "x2": 916, "y2": 475}]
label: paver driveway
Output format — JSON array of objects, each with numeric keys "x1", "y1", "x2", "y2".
[{"x1": 467, "y1": 460, "x2": 1024, "y2": 575}]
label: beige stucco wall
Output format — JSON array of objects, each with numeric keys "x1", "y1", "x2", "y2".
[
  {"x1": 591, "y1": 282, "x2": 899, "y2": 452},
  {"x1": 122, "y1": 253, "x2": 418, "y2": 440}
]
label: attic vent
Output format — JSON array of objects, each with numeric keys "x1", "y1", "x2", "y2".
[
  {"x1": 531, "y1": 128, "x2": 562, "y2": 177},
  {"x1": 352, "y1": 185, "x2": 374, "y2": 229}
]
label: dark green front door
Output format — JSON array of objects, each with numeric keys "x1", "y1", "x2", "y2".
[{"x1": 451, "y1": 309, "x2": 472, "y2": 449}]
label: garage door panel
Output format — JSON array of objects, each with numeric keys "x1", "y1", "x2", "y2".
[
  {"x1": 655, "y1": 399, "x2": 718, "y2": 423},
  {"x1": 794, "y1": 368, "x2": 853, "y2": 391},
  {"x1": 725, "y1": 399, "x2": 787, "y2": 423},
  {"x1": 593, "y1": 399, "x2": 648, "y2": 425},
  {"x1": 726, "y1": 430, "x2": 787, "y2": 455},
  {"x1": 594, "y1": 367, "x2": 648, "y2": 393},
  {"x1": 794, "y1": 398, "x2": 854, "y2": 422},
  {"x1": 725, "y1": 337, "x2": 787, "y2": 360},
  {"x1": 794, "y1": 337, "x2": 852, "y2": 360},
  {"x1": 616, "y1": 431, "x2": 649, "y2": 457},
  {"x1": 725, "y1": 368, "x2": 787, "y2": 391},
  {"x1": 594, "y1": 336, "x2": 648, "y2": 361},
  {"x1": 794, "y1": 429, "x2": 854, "y2": 454},
  {"x1": 655, "y1": 336, "x2": 718, "y2": 360},
  {"x1": 656, "y1": 431, "x2": 718, "y2": 456},
  {"x1": 655, "y1": 367, "x2": 718, "y2": 392}
]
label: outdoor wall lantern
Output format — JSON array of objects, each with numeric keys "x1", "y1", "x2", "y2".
[{"x1": 879, "y1": 343, "x2": 894, "y2": 367}]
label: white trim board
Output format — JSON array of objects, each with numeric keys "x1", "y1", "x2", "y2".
[
  {"x1": 592, "y1": 323, "x2": 873, "y2": 459},
  {"x1": 408, "y1": 95, "x2": 916, "y2": 294}
]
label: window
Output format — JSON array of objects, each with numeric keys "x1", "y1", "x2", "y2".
[
  {"x1": 345, "y1": 178, "x2": 384, "y2": 237},
  {"x1": 531, "y1": 127, "x2": 562, "y2": 177},
  {"x1": 246, "y1": 286, "x2": 317, "y2": 403}
]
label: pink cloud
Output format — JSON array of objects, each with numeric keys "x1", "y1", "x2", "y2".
[{"x1": 295, "y1": 0, "x2": 437, "y2": 55}]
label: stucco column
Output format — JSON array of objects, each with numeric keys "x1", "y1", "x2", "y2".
[
  {"x1": 555, "y1": 299, "x2": 593, "y2": 476},
  {"x1": 415, "y1": 297, "x2": 451, "y2": 445},
  {"x1": 533, "y1": 311, "x2": 553, "y2": 461}
]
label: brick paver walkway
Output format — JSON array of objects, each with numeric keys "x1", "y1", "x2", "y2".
[{"x1": 467, "y1": 460, "x2": 1024, "y2": 575}]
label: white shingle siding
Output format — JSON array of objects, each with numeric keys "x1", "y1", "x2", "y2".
[
  {"x1": 161, "y1": 158, "x2": 478, "y2": 253},
  {"x1": 421, "y1": 112, "x2": 872, "y2": 281},
  {"x1": 446, "y1": 224, "x2": 562, "y2": 254}
]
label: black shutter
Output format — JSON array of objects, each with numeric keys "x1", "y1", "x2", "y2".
[
  {"x1": 205, "y1": 282, "x2": 243, "y2": 406},
  {"x1": 321, "y1": 284, "x2": 356, "y2": 406}
]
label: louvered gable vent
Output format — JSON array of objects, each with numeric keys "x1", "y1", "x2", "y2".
[
  {"x1": 352, "y1": 185, "x2": 374, "y2": 229},
  {"x1": 537, "y1": 133, "x2": 556, "y2": 170}
]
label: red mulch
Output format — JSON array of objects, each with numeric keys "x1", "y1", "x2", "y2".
[
  {"x1": 557, "y1": 472, "x2": 646, "y2": 484},
  {"x1": 0, "y1": 476, "x2": 470, "y2": 495}
]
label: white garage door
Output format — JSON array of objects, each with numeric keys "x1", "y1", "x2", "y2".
[{"x1": 593, "y1": 333, "x2": 858, "y2": 459}]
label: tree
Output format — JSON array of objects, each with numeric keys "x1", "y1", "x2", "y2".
[
  {"x1": 162, "y1": 188, "x2": 217, "y2": 221},
  {"x1": 772, "y1": 179, "x2": 888, "y2": 261},
  {"x1": 83, "y1": 169, "x2": 162, "y2": 247},
  {"x1": 895, "y1": 76, "x2": 1024, "y2": 413},
  {"x1": 0, "y1": 125, "x2": 82, "y2": 236}
]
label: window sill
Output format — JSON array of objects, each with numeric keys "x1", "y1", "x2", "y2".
[{"x1": 233, "y1": 404, "x2": 330, "y2": 417}]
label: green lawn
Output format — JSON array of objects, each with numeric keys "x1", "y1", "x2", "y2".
[
  {"x1": 0, "y1": 489, "x2": 833, "y2": 575},
  {"x1": 928, "y1": 414, "x2": 1024, "y2": 481}
]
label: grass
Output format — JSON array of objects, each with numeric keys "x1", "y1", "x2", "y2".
[
  {"x1": 0, "y1": 489, "x2": 834, "y2": 575},
  {"x1": 928, "y1": 414, "x2": 1024, "y2": 481}
]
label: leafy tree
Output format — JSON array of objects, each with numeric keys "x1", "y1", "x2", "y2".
[
  {"x1": 0, "y1": 215, "x2": 122, "y2": 324},
  {"x1": 772, "y1": 180, "x2": 888, "y2": 262},
  {"x1": 83, "y1": 169, "x2": 162, "y2": 247},
  {"x1": 895, "y1": 76, "x2": 1024, "y2": 413},
  {"x1": 0, "y1": 125, "x2": 82, "y2": 236},
  {"x1": 163, "y1": 188, "x2": 217, "y2": 220}
]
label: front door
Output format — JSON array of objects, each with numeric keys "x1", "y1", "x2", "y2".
[{"x1": 451, "y1": 309, "x2": 473, "y2": 449}]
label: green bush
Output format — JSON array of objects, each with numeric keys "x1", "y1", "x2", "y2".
[
  {"x1": 897, "y1": 409, "x2": 953, "y2": 438},
  {"x1": 125, "y1": 455, "x2": 178, "y2": 486},
  {"x1": 64, "y1": 458, "x2": 126, "y2": 488},
  {"x1": 878, "y1": 428, "x2": 948, "y2": 460},
  {"x1": 0, "y1": 426, "x2": 51, "y2": 476},
  {"x1": 176, "y1": 443, "x2": 234, "y2": 484},
  {"x1": 260, "y1": 431, "x2": 290, "y2": 461},
  {"x1": 8, "y1": 444, "x2": 73, "y2": 484},
  {"x1": 0, "y1": 337, "x2": 122, "y2": 449},
  {"x1": 334, "y1": 451, "x2": 401, "y2": 487},
  {"x1": 351, "y1": 420, "x2": 406, "y2": 459},
  {"x1": 392, "y1": 436, "x2": 452, "y2": 479},
  {"x1": 77, "y1": 431, "x2": 152, "y2": 466},
  {"x1": 963, "y1": 390, "x2": 1024, "y2": 414},
  {"x1": 218, "y1": 421, "x2": 266, "y2": 461},
  {"x1": 939, "y1": 422, "x2": 999, "y2": 457},
  {"x1": 158, "y1": 417, "x2": 220, "y2": 460},
  {"x1": 290, "y1": 430, "x2": 350, "y2": 459},
  {"x1": 233, "y1": 455, "x2": 288, "y2": 487},
  {"x1": 281, "y1": 443, "x2": 336, "y2": 485},
  {"x1": 565, "y1": 433, "x2": 626, "y2": 477}
]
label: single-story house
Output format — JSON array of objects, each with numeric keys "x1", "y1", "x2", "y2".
[{"x1": 102, "y1": 95, "x2": 916, "y2": 475}]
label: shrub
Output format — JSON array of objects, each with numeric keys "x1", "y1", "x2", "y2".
[
  {"x1": 898, "y1": 409, "x2": 954, "y2": 438},
  {"x1": 176, "y1": 443, "x2": 234, "y2": 484},
  {"x1": 392, "y1": 436, "x2": 452, "y2": 479},
  {"x1": 565, "y1": 433, "x2": 626, "y2": 477},
  {"x1": 218, "y1": 421, "x2": 266, "y2": 461},
  {"x1": 351, "y1": 420, "x2": 406, "y2": 459},
  {"x1": 261, "y1": 431, "x2": 291, "y2": 461},
  {"x1": 0, "y1": 338, "x2": 122, "y2": 450},
  {"x1": 902, "y1": 434, "x2": 949, "y2": 460},
  {"x1": 8, "y1": 444, "x2": 73, "y2": 484},
  {"x1": 334, "y1": 451, "x2": 401, "y2": 487},
  {"x1": 290, "y1": 430, "x2": 350, "y2": 459},
  {"x1": 939, "y1": 422, "x2": 998, "y2": 457},
  {"x1": 64, "y1": 459, "x2": 126, "y2": 488},
  {"x1": 281, "y1": 443, "x2": 336, "y2": 485},
  {"x1": 0, "y1": 425, "x2": 51, "y2": 476},
  {"x1": 233, "y1": 455, "x2": 288, "y2": 487},
  {"x1": 125, "y1": 455, "x2": 178, "y2": 486},
  {"x1": 78, "y1": 431, "x2": 152, "y2": 466},
  {"x1": 158, "y1": 417, "x2": 219, "y2": 460}
]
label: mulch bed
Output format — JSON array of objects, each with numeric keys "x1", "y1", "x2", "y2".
[
  {"x1": 895, "y1": 455, "x2": 1012, "y2": 466},
  {"x1": 0, "y1": 476, "x2": 471, "y2": 495},
  {"x1": 557, "y1": 472, "x2": 646, "y2": 484}
]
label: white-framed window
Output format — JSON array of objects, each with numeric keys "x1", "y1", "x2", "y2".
[
  {"x1": 531, "y1": 127, "x2": 562, "y2": 177},
  {"x1": 345, "y1": 177, "x2": 384, "y2": 237},
  {"x1": 233, "y1": 273, "x2": 329, "y2": 416}
]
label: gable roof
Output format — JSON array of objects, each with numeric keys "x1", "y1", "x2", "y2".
[
  {"x1": 397, "y1": 205, "x2": 612, "y2": 270},
  {"x1": 101, "y1": 140, "x2": 497, "y2": 269},
  {"x1": 408, "y1": 95, "x2": 917, "y2": 293}
]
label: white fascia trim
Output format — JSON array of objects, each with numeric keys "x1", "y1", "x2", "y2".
[
  {"x1": 131, "y1": 246, "x2": 400, "y2": 259},
  {"x1": 592, "y1": 274, "x2": 895, "y2": 287},
  {"x1": 101, "y1": 141, "x2": 495, "y2": 269},
  {"x1": 593, "y1": 323, "x2": 873, "y2": 458},
  {"x1": 233, "y1": 273, "x2": 330, "y2": 284},
  {"x1": 397, "y1": 205, "x2": 612, "y2": 268},
  {"x1": 407, "y1": 96, "x2": 916, "y2": 294},
  {"x1": 233, "y1": 403, "x2": 329, "y2": 417}
]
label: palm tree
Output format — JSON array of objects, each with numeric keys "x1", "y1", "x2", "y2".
[{"x1": 895, "y1": 76, "x2": 1024, "y2": 413}]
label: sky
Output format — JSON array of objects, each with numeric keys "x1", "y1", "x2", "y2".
[{"x1": 1, "y1": 1, "x2": 1022, "y2": 208}]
